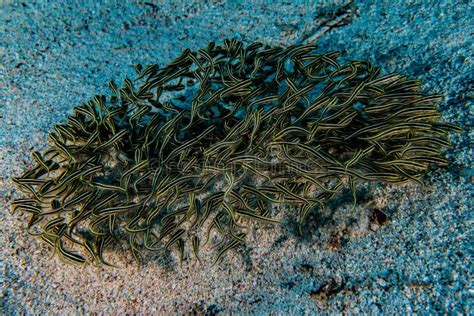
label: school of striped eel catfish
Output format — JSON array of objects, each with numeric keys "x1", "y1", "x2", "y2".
[{"x1": 11, "y1": 39, "x2": 462, "y2": 267}]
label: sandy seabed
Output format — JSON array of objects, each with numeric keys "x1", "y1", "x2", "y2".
[{"x1": 1, "y1": 1, "x2": 472, "y2": 314}]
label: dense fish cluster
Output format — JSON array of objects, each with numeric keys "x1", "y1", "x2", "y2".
[{"x1": 11, "y1": 39, "x2": 461, "y2": 267}]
